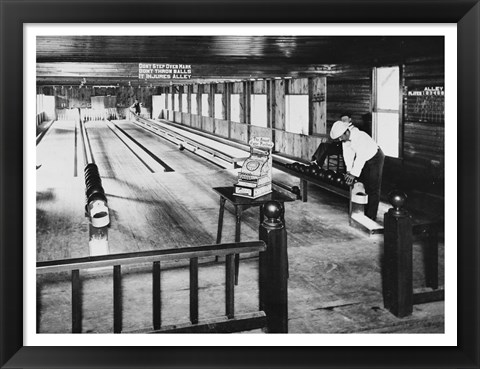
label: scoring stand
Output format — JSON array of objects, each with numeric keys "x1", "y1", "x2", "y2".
[{"x1": 234, "y1": 137, "x2": 274, "y2": 199}]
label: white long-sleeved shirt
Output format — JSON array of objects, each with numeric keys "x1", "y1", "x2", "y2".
[{"x1": 342, "y1": 127, "x2": 379, "y2": 177}]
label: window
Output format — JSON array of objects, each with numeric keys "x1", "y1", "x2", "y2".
[
  {"x1": 285, "y1": 95, "x2": 309, "y2": 135},
  {"x1": 166, "y1": 94, "x2": 171, "y2": 110},
  {"x1": 182, "y1": 94, "x2": 188, "y2": 113},
  {"x1": 230, "y1": 94, "x2": 241, "y2": 123},
  {"x1": 214, "y1": 94, "x2": 223, "y2": 119},
  {"x1": 191, "y1": 93, "x2": 197, "y2": 114},
  {"x1": 250, "y1": 94, "x2": 267, "y2": 127},
  {"x1": 201, "y1": 94, "x2": 209, "y2": 117},
  {"x1": 173, "y1": 94, "x2": 179, "y2": 112},
  {"x1": 152, "y1": 95, "x2": 165, "y2": 119},
  {"x1": 373, "y1": 66, "x2": 400, "y2": 158}
]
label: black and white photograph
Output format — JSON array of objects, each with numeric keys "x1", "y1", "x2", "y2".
[
  {"x1": 2, "y1": 0, "x2": 480, "y2": 366},
  {"x1": 31, "y1": 26, "x2": 454, "y2": 342}
]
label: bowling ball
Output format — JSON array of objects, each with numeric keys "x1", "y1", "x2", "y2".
[
  {"x1": 317, "y1": 168, "x2": 325, "y2": 180},
  {"x1": 324, "y1": 170, "x2": 335, "y2": 183},
  {"x1": 87, "y1": 191, "x2": 107, "y2": 205},
  {"x1": 334, "y1": 173, "x2": 344, "y2": 187},
  {"x1": 86, "y1": 177, "x2": 102, "y2": 189},
  {"x1": 292, "y1": 186, "x2": 301, "y2": 197},
  {"x1": 84, "y1": 163, "x2": 98, "y2": 173},
  {"x1": 86, "y1": 185, "x2": 105, "y2": 201}
]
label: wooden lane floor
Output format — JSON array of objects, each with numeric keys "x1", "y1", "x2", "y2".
[
  {"x1": 36, "y1": 119, "x2": 445, "y2": 333},
  {"x1": 36, "y1": 119, "x2": 88, "y2": 260}
]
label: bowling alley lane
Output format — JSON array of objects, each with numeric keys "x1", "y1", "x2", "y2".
[
  {"x1": 36, "y1": 119, "x2": 88, "y2": 260},
  {"x1": 81, "y1": 119, "x2": 224, "y2": 254}
]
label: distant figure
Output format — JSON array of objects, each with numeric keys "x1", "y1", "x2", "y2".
[{"x1": 132, "y1": 99, "x2": 141, "y2": 115}]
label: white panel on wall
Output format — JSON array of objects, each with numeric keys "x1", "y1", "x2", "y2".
[
  {"x1": 182, "y1": 94, "x2": 188, "y2": 113},
  {"x1": 152, "y1": 95, "x2": 165, "y2": 119},
  {"x1": 285, "y1": 95, "x2": 309, "y2": 135},
  {"x1": 202, "y1": 93, "x2": 209, "y2": 117},
  {"x1": 250, "y1": 94, "x2": 267, "y2": 127},
  {"x1": 166, "y1": 94, "x2": 171, "y2": 110},
  {"x1": 174, "y1": 94, "x2": 179, "y2": 112},
  {"x1": 191, "y1": 93, "x2": 197, "y2": 114},
  {"x1": 214, "y1": 94, "x2": 223, "y2": 119}
]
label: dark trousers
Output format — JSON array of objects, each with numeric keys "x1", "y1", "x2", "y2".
[
  {"x1": 359, "y1": 148, "x2": 385, "y2": 221},
  {"x1": 311, "y1": 142, "x2": 342, "y2": 166}
]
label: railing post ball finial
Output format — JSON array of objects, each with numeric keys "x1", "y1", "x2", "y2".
[
  {"x1": 263, "y1": 201, "x2": 283, "y2": 227},
  {"x1": 388, "y1": 190, "x2": 408, "y2": 216}
]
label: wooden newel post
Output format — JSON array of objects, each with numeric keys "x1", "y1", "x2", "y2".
[
  {"x1": 383, "y1": 190, "x2": 413, "y2": 317},
  {"x1": 259, "y1": 201, "x2": 288, "y2": 333}
]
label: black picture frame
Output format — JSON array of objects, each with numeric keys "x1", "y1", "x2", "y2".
[{"x1": 1, "y1": 0, "x2": 478, "y2": 368}]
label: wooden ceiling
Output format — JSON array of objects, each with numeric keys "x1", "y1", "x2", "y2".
[{"x1": 36, "y1": 36, "x2": 444, "y2": 87}]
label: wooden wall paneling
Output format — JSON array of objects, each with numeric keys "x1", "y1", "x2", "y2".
[
  {"x1": 293, "y1": 132, "x2": 303, "y2": 159},
  {"x1": 191, "y1": 115, "x2": 201, "y2": 130},
  {"x1": 253, "y1": 80, "x2": 266, "y2": 94},
  {"x1": 203, "y1": 117, "x2": 214, "y2": 134},
  {"x1": 249, "y1": 126, "x2": 272, "y2": 141},
  {"x1": 274, "y1": 130, "x2": 287, "y2": 154},
  {"x1": 310, "y1": 77, "x2": 327, "y2": 135},
  {"x1": 266, "y1": 80, "x2": 272, "y2": 129},
  {"x1": 197, "y1": 86, "x2": 203, "y2": 129},
  {"x1": 274, "y1": 79, "x2": 285, "y2": 131},
  {"x1": 326, "y1": 67, "x2": 372, "y2": 132},
  {"x1": 214, "y1": 119, "x2": 229, "y2": 138},
  {"x1": 225, "y1": 83, "x2": 231, "y2": 139},
  {"x1": 269, "y1": 80, "x2": 276, "y2": 144},
  {"x1": 174, "y1": 111, "x2": 182, "y2": 123},
  {"x1": 180, "y1": 112, "x2": 186, "y2": 125},
  {"x1": 222, "y1": 83, "x2": 228, "y2": 122},
  {"x1": 239, "y1": 91, "x2": 246, "y2": 124},
  {"x1": 402, "y1": 58, "x2": 445, "y2": 173},
  {"x1": 287, "y1": 78, "x2": 309, "y2": 94},
  {"x1": 231, "y1": 122, "x2": 248, "y2": 144},
  {"x1": 215, "y1": 83, "x2": 225, "y2": 94},
  {"x1": 208, "y1": 84, "x2": 214, "y2": 119},
  {"x1": 284, "y1": 131, "x2": 295, "y2": 158},
  {"x1": 232, "y1": 82, "x2": 243, "y2": 94},
  {"x1": 187, "y1": 85, "x2": 192, "y2": 114},
  {"x1": 178, "y1": 86, "x2": 183, "y2": 114},
  {"x1": 244, "y1": 81, "x2": 251, "y2": 141}
]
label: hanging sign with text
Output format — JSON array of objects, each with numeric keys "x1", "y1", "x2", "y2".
[{"x1": 138, "y1": 63, "x2": 192, "y2": 80}]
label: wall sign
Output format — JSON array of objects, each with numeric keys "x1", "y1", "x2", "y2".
[
  {"x1": 138, "y1": 63, "x2": 192, "y2": 80},
  {"x1": 404, "y1": 86, "x2": 444, "y2": 124},
  {"x1": 407, "y1": 86, "x2": 444, "y2": 96}
]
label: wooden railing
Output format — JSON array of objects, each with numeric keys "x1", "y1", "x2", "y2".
[
  {"x1": 382, "y1": 191, "x2": 444, "y2": 317},
  {"x1": 37, "y1": 201, "x2": 288, "y2": 333}
]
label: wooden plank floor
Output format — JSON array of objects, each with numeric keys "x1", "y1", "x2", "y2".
[{"x1": 36, "y1": 119, "x2": 445, "y2": 334}]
